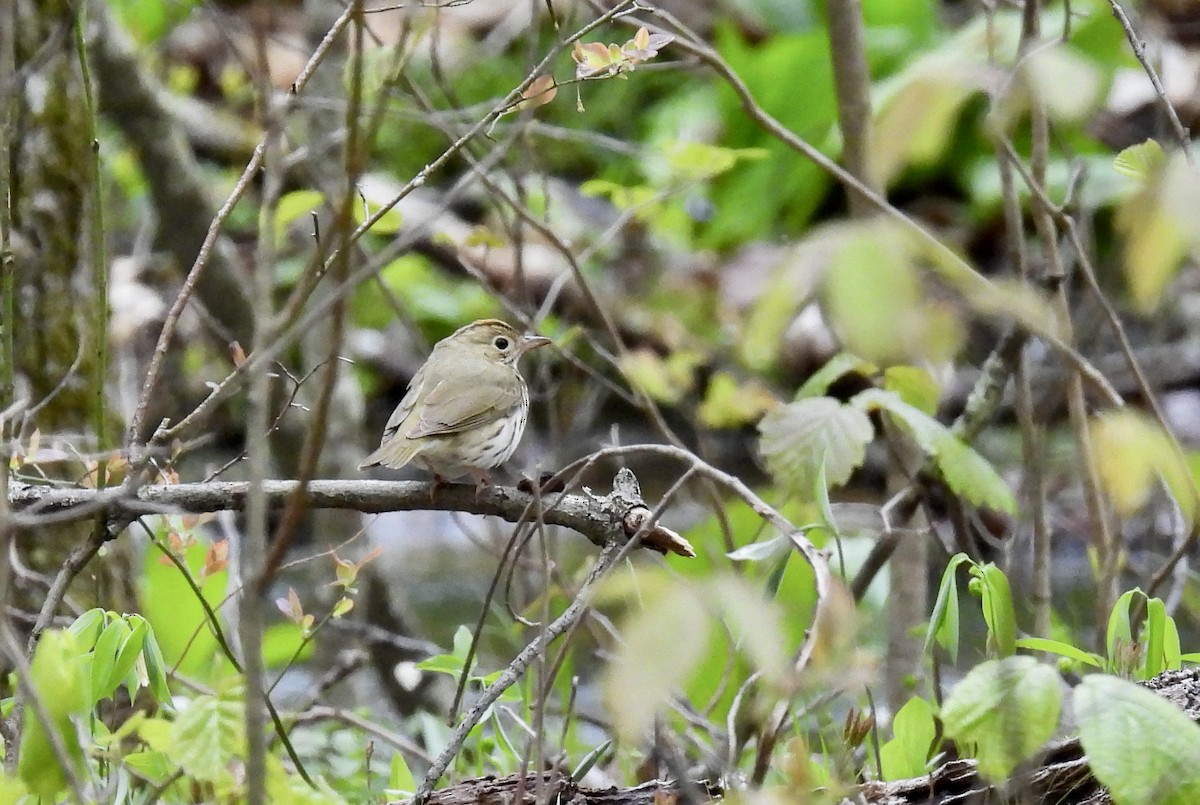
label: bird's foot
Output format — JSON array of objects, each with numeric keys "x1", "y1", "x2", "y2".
[
  {"x1": 428, "y1": 472, "x2": 452, "y2": 504},
  {"x1": 467, "y1": 468, "x2": 494, "y2": 501}
]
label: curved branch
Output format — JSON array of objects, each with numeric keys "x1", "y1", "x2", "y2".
[{"x1": 7, "y1": 475, "x2": 695, "y2": 557}]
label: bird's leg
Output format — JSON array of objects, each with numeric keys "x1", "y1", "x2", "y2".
[
  {"x1": 421, "y1": 461, "x2": 451, "y2": 504},
  {"x1": 467, "y1": 467, "x2": 493, "y2": 501}
]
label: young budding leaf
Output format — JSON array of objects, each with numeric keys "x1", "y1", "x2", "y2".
[{"x1": 759, "y1": 396, "x2": 874, "y2": 494}]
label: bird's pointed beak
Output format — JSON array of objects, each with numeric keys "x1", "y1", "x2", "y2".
[{"x1": 518, "y1": 334, "x2": 552, "y2": 354}]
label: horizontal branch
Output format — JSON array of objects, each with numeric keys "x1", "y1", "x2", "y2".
[{"x1": 8, "y1": 473, "x2": 695, "y2": 557}]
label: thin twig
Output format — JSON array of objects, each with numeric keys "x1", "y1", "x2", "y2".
[{"x1": 1107, "y1": 0, "x2": 1194, "y2": 163}]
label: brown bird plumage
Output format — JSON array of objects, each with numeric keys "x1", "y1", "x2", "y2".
[{"x1": 360, "y1": 319, "x2": 551, "y2": 489}]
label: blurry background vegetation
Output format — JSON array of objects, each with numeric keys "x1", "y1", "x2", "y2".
[{"x1": 4, "y1": 0, "x2": 1200, "y2": 801}]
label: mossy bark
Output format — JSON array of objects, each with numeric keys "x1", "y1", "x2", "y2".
[{"x1": 10, "y1": 0, "x2": 101, "y2": 438}]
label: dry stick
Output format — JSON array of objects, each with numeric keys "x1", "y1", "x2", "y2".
[
  {"x1": 27, "y1": 529, "x2": 107, "y2": 651},
  {"x1": 258, "y1": 1, "x2": 365, "y2": 594},
  {"x1": 1001, "y1": 152, "x2": 1051, "y2": 636},
  {"x1": 0, "y1": 0, "x2": 14, "y2": 401},
  {"x1": 824, "y1": 0, "x2": 878, "y2": 216},
  {"x1": 125, "y1": 2, "x2": 357, "y2": 449},
  {"x1": 1107, "y1": 0, "x2": 1194, "y2": 163},
  {"x1": 0, "y1": 5, "x2": 16, "y2": 759},
  {"x1": 241, "y1": 33, "x2": 287, "y2": 804},
  {"x1": 1001, "y1": 2, "x2": 1054, "y2": 641},
  {"x1": 1016, "y1": 0, "x2": 1118, "y2": 632},
  {"x1": 9, "y1": 478, "x2": 673, "y2": 555}
]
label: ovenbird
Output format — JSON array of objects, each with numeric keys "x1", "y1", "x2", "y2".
[{"x1": 359, "y1": 319, "x2": 551, "y2": 490}]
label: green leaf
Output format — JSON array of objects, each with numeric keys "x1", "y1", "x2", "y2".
[
  {"x1": 1014, "y1": 637, "x2": 1103, "y2": 668},
  {"x1": 106, "y1": 616, "x2": 148, "y2": 702},
  {"x1": 1076, "y1": 675, "x2": 1200, "y2": 804},
  {"x1": 263, "y1": 622, "x2": 313, "y2": 669},
  {"x1": 603, "y1": 578, "x2": 709, "y2": 743},
  {"x1": 1116, "y1": 152, "x2": 1200, "y2": 313},
  {"x1": 18, "y1": 630, "x2": 88, "y2": 799},
  {"x1": 91, "y1": 618, "x2": 129, "y2": 704},
  {"x1": 883, "y1": 365, "x2": 940, "y2": 415},
  {"x1": 67, "y1": 608, "x2": 107, "y2": 648},
  {"x1": 879, "y1": 696, "x2": 936, "y2": 780},
  {"x1": 662, "y1": 141, "x2": 768, "y2": 183},
  {"x1": 141, "y1": 534, "x2": 228, "y2": 676},
  {"x1": 388, "y1": 752, "x2": 415, "y2": 795},
  {"x1": 571, "y1": 739, "x2": 613, "y2": 780},
  {"x1": 140, "y1": 626, "x2": 173, "y2": 704},
  {"x1": 1091, "y1": 411, "x2": 1196, "y2": 524},
  {"x1": 697, "y1": 372, "x2": 778, "y2": 429},
  {"x1": 926, "y1": 553, "x2": 972, "y2": 663},
  {"x1": 822, "y1": 221, "x2": 963, "y2": 365},
  {"x1": 974, "y1": 563, "x2": 1016, "y2": 658},
  {"x1": 1107, "y1": 589, "x2": 1140, "y2": 671},
  {"x1": 123, "y1": 750, "x2": 173, "y2": 784},
  {"x1": 1114, "y1": 139, "x2": 1166, "y2": 180},
  {"x1": 167, "y1": 693, "x2": 244, "y2": 783},
  {"x1": 275, "y1": 190, "x2": 324, "y2": 244},
  {"x1": 797, "y1": 353, "x2": 877, "y2": 399},
  {"x1": 759, "y1": 396, "x2": 875, "y2": 494},
  {"x1": 726, "y1": 535, "x2": 790, "y2": 563},
  {"x1": 1145, "y1": 597, "x2": 1168, "y2": 679},
  {"x1": 710, "y1": 575, "x2": 788, "y2": 685},
  {"x1": 853, "y1": 389, "x2": 1016, "y2": 513},
  {"x1": 940, "y1": 656, "x2": 1061, "y2": 781}
]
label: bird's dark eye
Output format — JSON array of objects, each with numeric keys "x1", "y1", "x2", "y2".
[{"x1": 493, "y1": 336, "x2": 510, "y2": 350}]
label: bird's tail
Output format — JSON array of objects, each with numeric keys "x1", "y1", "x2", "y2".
[{"x1": 358, "y1": 439, "x2": 421, "y2": 471}]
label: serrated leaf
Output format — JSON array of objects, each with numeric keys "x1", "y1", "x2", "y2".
[
  {"x1": 167, "y1": 693, "x2": 243, "y2": 783},
  {"x1": 759, "y1": 396, "x2": 875, "y2": 493},
  {"x1": 853, "y1": 389, "x2": 1015, "y2": 513},
  {"x1": 1076, "y1": 675, "x2": 1200, "y2": 804},
  {"x1": 940, "y1": 656, "x2": 1061, "y2": 781}
]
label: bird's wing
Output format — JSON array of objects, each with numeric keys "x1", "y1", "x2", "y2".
[
  {"x1": 406, "y1": 362, "x2": 521, "y2": 438},
  {"x1": 378, "y1": 362, "x2": 428, "y2": 443}
]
